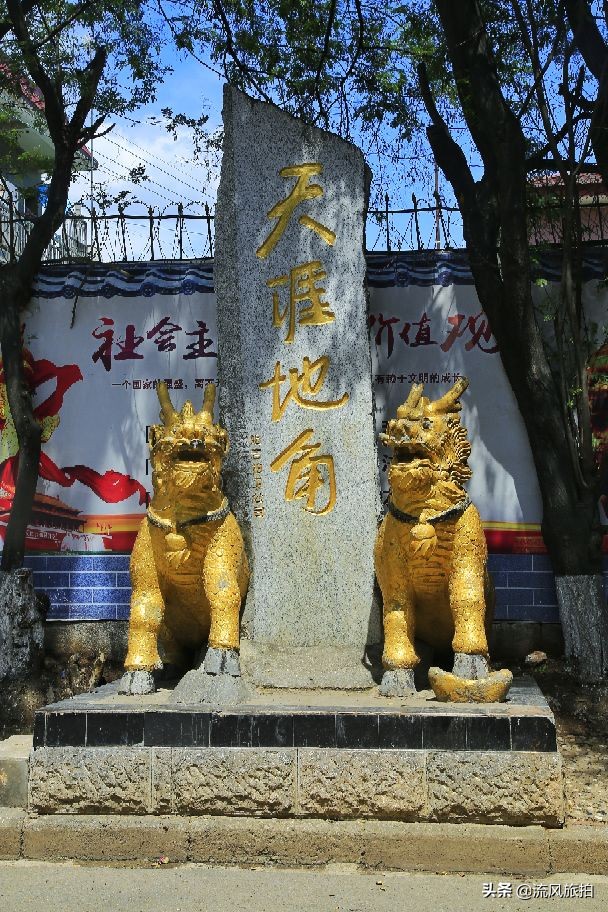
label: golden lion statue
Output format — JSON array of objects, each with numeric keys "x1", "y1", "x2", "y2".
[
  {"x1": 119, "y1": 382, "x2": 249, "y2": 701},
  {"x1": 374, "y1": 378, "x2": 512, "y2": 702}
]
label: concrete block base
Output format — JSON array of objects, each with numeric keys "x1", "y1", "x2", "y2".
[
  {"x1": 0, "y1": 735, "x2": 30, "y2": 807},
  {"x1": 2, "y1": 813, "x2": 607, "y2": 874},
  {"x1": 27, "y1": 747, "x2": 564, "y2": 827},
  {"x1": 26, "y1": 676, "x2": 565, "y2": 827}
]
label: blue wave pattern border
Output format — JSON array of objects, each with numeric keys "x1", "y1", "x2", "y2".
[
  {"x1": 33, "y1": 248, "x2": 608, "y2": 297},
  {"x1": 34, "y1": 260, "x2": 215, "y2": 298}
]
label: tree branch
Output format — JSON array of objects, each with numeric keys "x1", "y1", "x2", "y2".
[
  {"x1": 4, "y1": 0, "x2": 65, "y2": 145},
  {"x1": 314, "y1": 0, "x2": 337, "y2": 128},
  {"x1": 0, "y1": 0, "x2": 36, "y2": 43},
  {"x1": 565, "y1": 0, "x2": 608, "y2": 81},
  {"x1": 417, "y1": 61, "x2": 476, "y2": 204},
  {"x1": 69, "y1": 46, "x2": 108, "y2": 143},
  {"x1": 211, "y1": 0, "x2": 273, "y2": 103}
]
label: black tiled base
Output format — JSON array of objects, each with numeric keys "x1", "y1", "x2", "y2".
[{"x1": 33, "y1": 677, "x2": 557, "y2": 753}]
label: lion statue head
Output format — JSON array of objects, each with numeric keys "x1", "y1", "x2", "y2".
[
  {"x1": 381, "y1": 377, "x2": 472, "y2": 513},
  {"x1": 149, "y1": 382, "x2": 228, "y2": 509}
]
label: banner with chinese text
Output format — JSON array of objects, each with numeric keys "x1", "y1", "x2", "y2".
[{"x1": 0, "y1": 255, "x2": 604, "y2": 555}]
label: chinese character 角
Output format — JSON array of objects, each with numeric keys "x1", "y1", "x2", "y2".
[
  {"x1": 270, "y1": 428, "x2": 337, "y2": 515},
  {"x1": 257, "y1": 163, "x2": 336, "y2": 259},
  {"x1": 259, "y1": 356, "x2": 349, "y2": 422},
  {"x1": 268, "y1": 261, "x2": 335, "y2": 344}
]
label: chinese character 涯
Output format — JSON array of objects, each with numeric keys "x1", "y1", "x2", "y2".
[
  {"x1": 256, "y1": 163, "x2": 336, "y2": 259},
  {"x1": 259, "y1": 355, "x2": 349, "y2": 421},
  {"x1": 268, "y1": 261, "x2": 335, "y2": 343},
  {"x1": 270, "y1": 428, "x2": 337, "y2": 515}
]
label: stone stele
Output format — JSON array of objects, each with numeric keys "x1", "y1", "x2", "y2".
[{"x1": 216, "y1": 86, "x2": 380, "y2": 688}]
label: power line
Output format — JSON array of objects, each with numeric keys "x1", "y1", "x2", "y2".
[
  {"x1": 93, "y1": 151, "x2": 190, "y2": 206},
  {"x1": 85, "y1": 157, "x2": 178, "y2": 206},
  {"x1": 104, "y1": 134, "x2": 209, "y2": 197}
]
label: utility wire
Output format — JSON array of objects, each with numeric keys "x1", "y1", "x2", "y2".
[{"x1": 104, "y1": 135, "x2": 209, "y2": 197}]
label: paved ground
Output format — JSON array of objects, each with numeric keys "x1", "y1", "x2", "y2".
[{"x1": 0, "y1": 862, "x2": 606, "y2": 912}]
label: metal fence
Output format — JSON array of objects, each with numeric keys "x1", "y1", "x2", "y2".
[{"x1": 1, "y1": 193, "x2": 608, "y2": 264}]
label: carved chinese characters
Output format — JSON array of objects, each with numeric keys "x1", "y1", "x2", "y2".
[
  {"x1": 216, "y1": 88, "x2": 380, "y2": 687},
  {"x1": 257, "y1": 169, "x2": 348, "y2": 516}
]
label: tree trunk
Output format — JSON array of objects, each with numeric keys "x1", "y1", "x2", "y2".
[
  {"x1": 424, "y1": 0, "x2": 607, "y2": 680},
  {"x1": 0, "y1": 266, "x2": 42, "y2": 570},
  {"x1": 0, "y1": 568, "x2": 45, "y2": 682},
  {"x1": 556, "y1": 575, "x2": 608, "y2": 681}
]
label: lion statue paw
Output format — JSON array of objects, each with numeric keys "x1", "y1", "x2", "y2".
[{"x1": 118, "y1": 670, "x2": 156, "y2": 696}]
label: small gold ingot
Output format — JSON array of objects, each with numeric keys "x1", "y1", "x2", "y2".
[{"x1": 428, "y1": 667, "x2": 514, "y2": 703}]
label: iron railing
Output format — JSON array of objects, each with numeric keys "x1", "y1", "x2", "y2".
[{"x1": 1, "y1": 192, "x2": 608, "y2": 264}]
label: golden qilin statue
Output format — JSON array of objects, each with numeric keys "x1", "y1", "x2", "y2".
[
  {"x1": 374, "y1": 378, "x2": 512, "y2": 702},
  {"x1": 119, "y1": 382, "x2": 249, "y2": 697}
]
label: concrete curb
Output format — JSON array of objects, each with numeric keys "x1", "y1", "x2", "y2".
[{"x1": 1, "y1": 810, "x2": 607, "y2": 874}]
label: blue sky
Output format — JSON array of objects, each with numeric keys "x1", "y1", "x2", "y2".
[{"x1": 69, "y1": 44, "x2": 463, "y2": 258}]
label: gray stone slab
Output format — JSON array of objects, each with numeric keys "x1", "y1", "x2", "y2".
[
  {"x1": 171, "y1": 747, "x2": 296, "y2": 816},
  {"x1": 297, "y1": 748, "x2": 427, "y2": 820},
  {"x1": 216, "y1": 87, "x2": 380, "y2": 687},
  {"x1": 28, "y1": 747, "x2": 151, "y2": 815},
  {"x1": 241, "y1": 642, "x2": 374, "y2": 690},
  {"x1": 23, "y1": 814, "x2": 189, "y2": 862},
  {"x1": 0, "y1": 735, "x2": 31, "y2": 807},
  {"x1": 427, "y1": 750, "x2": 564, "y2": 826},
  {"x1": 36, "y1": 674, "x2": 554, "y2": 716},
  {"x1": 0, "y1": 806, "x2": 23, "y2": 859}
]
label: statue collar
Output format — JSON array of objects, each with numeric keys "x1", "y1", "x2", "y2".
[
  {"x1": 387, "y1": 496, "x2": 471, "y2": 525},
  {"x1": 147, "y1": 498, "x2": 230, "y2": 532}
]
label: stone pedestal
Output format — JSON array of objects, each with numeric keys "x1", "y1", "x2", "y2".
[
  {"x1": 216, "y1": 87, "x2": 380, "y2": 687},
  {"x1": 28, "y1": 677, "x2": 564, "y2": 826}
]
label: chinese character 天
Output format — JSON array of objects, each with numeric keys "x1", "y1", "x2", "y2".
[{"x1": 256, "y1": 163, "x2": 336, "y2": 259}]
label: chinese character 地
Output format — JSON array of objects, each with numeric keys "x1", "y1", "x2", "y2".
[
  {"x1": 268, "y1": 260, "x2": 335, "y2": 344},
  {"x1": 259, "y1": 355, "x2": 349, "y2": 422},
  {"x1": 270, "y1": 428, "x2": 337, "y2": 515},
  {"x1": 256, "y1": 163, "x2": 336, "y2": 259}
]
